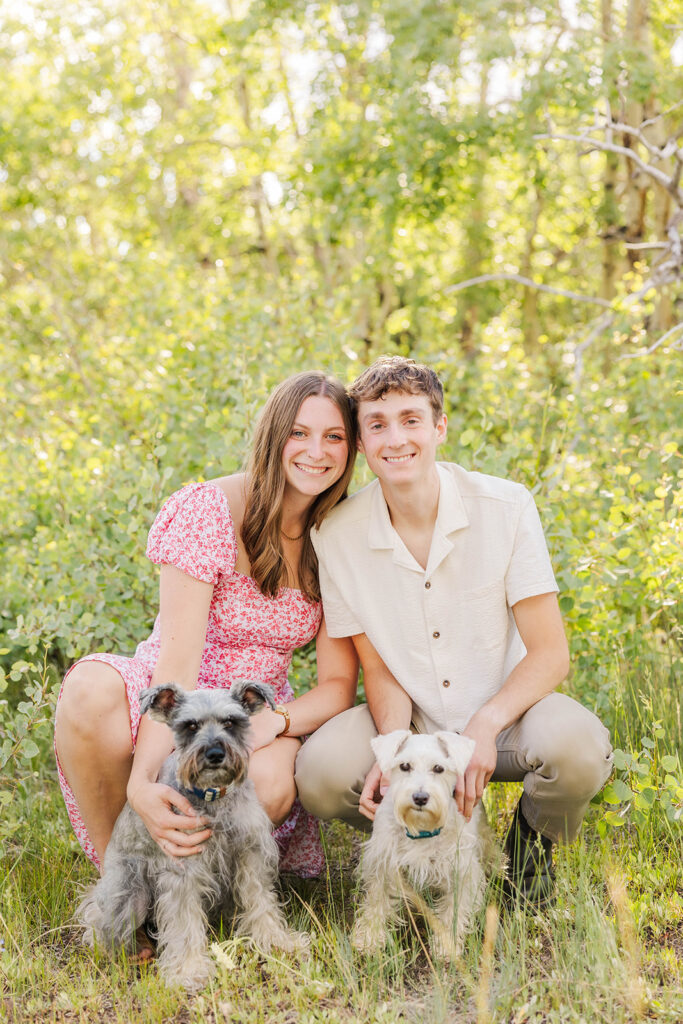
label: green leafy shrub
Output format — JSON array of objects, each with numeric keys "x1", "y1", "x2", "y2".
[
  {"x1": 0, "y1": 653, "x2": 60, "y2": 842},
  {"x1": 594, "y1": 727, "x2": 683, "y2": 839}
]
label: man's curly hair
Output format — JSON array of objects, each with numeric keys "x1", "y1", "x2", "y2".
[{"x1": 348, "y1": 356, "x2": 444, "y2": 423}]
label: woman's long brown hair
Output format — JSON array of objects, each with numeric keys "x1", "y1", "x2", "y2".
[{"x1": 241, "y1": 372, "x2": 356, "y2": 601}]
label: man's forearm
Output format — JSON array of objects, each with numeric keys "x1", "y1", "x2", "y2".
[
  {"x1": 353, "y1": 633, "x2": 412, "y2": 734},
  {"x1": 467, "y1": 591, "x2": 570, "y2": 737},
  {"x1": 467, "y1": 644, "x2": 569, "y2": 737},
  {"x1": 365, "y1": 671, "x2": 413, "y2": 733}
]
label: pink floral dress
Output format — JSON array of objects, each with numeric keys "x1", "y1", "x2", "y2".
[{"x1": 56, "y1": 481, "x2": 325, "y2": 877}]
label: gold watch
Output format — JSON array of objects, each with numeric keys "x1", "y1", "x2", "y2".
[{"x1": 273, "y1": 704, "x2": 291, "y2": 735}]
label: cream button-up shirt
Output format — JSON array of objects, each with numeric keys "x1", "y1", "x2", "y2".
[{"x1": 312, "y1": 463, "x2": 559, "y2": 733}]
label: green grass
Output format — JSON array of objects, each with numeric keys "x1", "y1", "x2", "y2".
[
  {"x1": 2, "y1": 661, "x2": 682, "y2": 1024},
  {"x1": 2, "y1": 787, "x2": 681, "y2": 1024}
]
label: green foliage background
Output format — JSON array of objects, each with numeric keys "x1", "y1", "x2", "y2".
[
  {"x1": 0, "y1": 5, "x2": 682, "y2": 1021},
  {"x1": 1, "y1": 0, "x2": 681, "y2": 834}
]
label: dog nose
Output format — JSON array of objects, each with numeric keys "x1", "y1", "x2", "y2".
[
  {"x1": 412, "y1": 791, "x2": 429, "y2": 807},
  {"x1": 205, "y1": 745, "x2": 225, "y2": 765}
]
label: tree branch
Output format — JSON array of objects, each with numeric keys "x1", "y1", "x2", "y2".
[
  {"x1": 640, "y1": 99, "x2": 683, "y2": 130},
  {"x1": 535, "y1": 131, "x2": 683, "y2": 203},
  {"x1": 619, "y1": 321, "x2": 683, "y2": 359},
  {"x1": 599, "y1": 119, "x2": 683, "y2": 160},
  {"x1": 445, "y1": 273, "x2": 612, "y2": 307}
]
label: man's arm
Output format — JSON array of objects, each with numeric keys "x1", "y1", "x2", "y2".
[
  {"x1": 353, "y1": 632, "x2": 413, "y2": 820},
  {"x1": 455, "y1": 591, "x2": 570, "y2": 821},
  {"x1": 354, "y1": 632, "x2": 412, "y2": 733}
]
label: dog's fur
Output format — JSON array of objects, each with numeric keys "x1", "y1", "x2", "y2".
[
  {"x1": 353, "y1": 730, "x2": 496, "y2": 960},
  {"x1": 77, "y1": 681, "x2": 306, "y2": 991}
]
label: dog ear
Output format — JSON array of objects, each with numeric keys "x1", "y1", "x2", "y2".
[
  {"x1": 433, "y1": 731, "x2": 476, "y2": 777},
  {"x1": 140, "y1": 683, "x2": 185, "y2": 723},
  {"x1": 371, "y1": 730, "x2": 412, "y2": 772},
  {"x1": 230, "y1": 680, "x2": 276, "y2": 715}
]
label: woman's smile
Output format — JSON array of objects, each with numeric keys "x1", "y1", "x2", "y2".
[{"x1": 282, "y1": 395, "x2": 349, "y2": 498}]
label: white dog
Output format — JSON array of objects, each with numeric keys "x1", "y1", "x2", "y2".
[{"x1": 353, "y1": 730, "x2": 495, "y2": 960}]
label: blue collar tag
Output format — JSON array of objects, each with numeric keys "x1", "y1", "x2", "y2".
[{"x1": 405, "y1": 827, "x2": 442, "y2": 840}]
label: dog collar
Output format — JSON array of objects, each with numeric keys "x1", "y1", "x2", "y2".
[
  {"x1": 188, "y1": 785, "x2": 229, "y2": 803},
  {"x1": 405, "y1": 827, "x2": 443, "y2": 840}
]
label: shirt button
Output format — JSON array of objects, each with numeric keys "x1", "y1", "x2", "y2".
[
  {"x1": 425, "y1": 581, "x2": 431, "y2": 589},
  {"x1": 442, "y1": 679, "x2": 450, "y2": 688},
  {"x1": 432, "y1": 631, "x2": 440, "y2": 639}
]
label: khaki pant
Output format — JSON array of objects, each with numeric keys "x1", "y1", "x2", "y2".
[{"x1": 295, "y1": 693, "x2": 613, "y2": 843}]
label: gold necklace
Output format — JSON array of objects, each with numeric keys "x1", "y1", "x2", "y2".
[{"x1": 281, "y1": 528, "x2": 304, "y2": 542}]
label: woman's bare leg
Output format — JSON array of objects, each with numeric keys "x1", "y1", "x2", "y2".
[
  {"x1": 248, "y1": 737, "x2": 301, "y2": 827},
  {"x1": 55, "y1": 661, "x2": 134, "y2": 867},
  {"x1": 57, "y1": 661, "x2": 161, "y2": 962}
]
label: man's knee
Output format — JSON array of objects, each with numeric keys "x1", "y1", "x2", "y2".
[
  {"x1": 529, "y1": 693, "x2": 613, "y2": 800},
  {"x1": 295, "y1": 730, "x2": 358, "y2": 819},
  {"x1": 295, "y1": 705, "x2": 376, "y2": 821},
  {"x1": 295, "y1": 757, "x2": 344, "y2": 820}
]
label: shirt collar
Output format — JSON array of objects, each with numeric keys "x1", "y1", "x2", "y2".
[
  {"x1": 367, "y1": 480, "x2": 398, "y2": 550},
  {"x1": 367, "y1": 464, "x2": 469, "y2": 573}
]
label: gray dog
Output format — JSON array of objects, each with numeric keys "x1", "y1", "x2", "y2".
[{"x1": 77, "y1": 680, "x2": 307, "y2": 991}]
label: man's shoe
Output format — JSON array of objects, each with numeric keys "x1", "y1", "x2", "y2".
[{"x1": 502, "y1": 800, "x2": 555, "y2": 908}]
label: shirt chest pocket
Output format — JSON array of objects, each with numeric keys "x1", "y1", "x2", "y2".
[{"x1": 451, "y1": 581, "x2": 509, "y2": 652}]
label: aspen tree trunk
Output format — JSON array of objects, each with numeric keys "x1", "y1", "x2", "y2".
[
  {"x1": 158, "y1": 7, "x2": 198, "y2": 213},
  {"x1": 600, "y1": 0, "x2": 622, "y2": 301},
  {"x1": 235, "y1": 76, "x2": 279, "y2": 281},
  {"x1": 622, "y1": 0, "x2": 648, "y2": 265},
  {"x1": 640, "y1": 43, "x2": 674, "y2": 330},
  {"x1": 520, "y1": 179, "x2": 542, "y2": 353},
  {"x1": 622, "y1": 0, "x2": 673, "y2": 329},
  {"x1": 646, "y1": 109, "x2": 674, "y2": 330},
  {"x1": 225, "y1": 0, "x2": 278, "y2": 281},
  {"x1": 458, "y1": 61, "x2": 490, "y2": 357}
]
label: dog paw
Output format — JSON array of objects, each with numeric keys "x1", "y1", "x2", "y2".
[
  {"x1": 430, "y1": 925, "x2": 465, "y2": 963},
  {"x1": 253, "y1": 927, "x2": 309, "y2": 954},
  {"x1": 78, "y1": 926, "x2": 96, "y2": 950},
  {"x1": 160, "y1": 954, "x2": 215, "y2": 992},
  {"x1": 272, "y1": 928, "x2": 310, "y2": 954},
  {"x1": 351, "y1": 920, "x2": 385, "y2": 954},
  {"x1": 430, "y1": 934, "x2": 455, "y2": 963}
]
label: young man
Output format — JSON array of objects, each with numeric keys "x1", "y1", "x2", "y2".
[{"x1": 295, "y1": 357, "x2": 613, "y2": 904}]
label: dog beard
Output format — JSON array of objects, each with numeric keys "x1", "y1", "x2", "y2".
[
  {"x1": 177, "y1": 744, "x2": 249, "y2": 791},
  {"x1": 396, "y1": 798, "x2": 448, "y2": 835}
]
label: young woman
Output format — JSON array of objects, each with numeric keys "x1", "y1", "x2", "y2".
[{"x1": 55, "y1": 372, "x2": 359, "y2": 911}]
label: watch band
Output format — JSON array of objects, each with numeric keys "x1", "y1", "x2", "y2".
[{"x1": 274, "y1": 704, "x2": 291, "y2": 736}]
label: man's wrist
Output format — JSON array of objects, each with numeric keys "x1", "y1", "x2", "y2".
[
  {"x1": 371, "y1": 704, "x2": 412, "y2": 735},
  {"x1": 467, "y1": 702, "x2": 507, "y2": 737},
  {"x1": 376, "y1": 720, "x2": 411, "y2": 736}
]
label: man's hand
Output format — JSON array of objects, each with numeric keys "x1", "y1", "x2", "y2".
[
  {"x1": 359, "y1": 761, "x2": 390, "y2": 821},
  {"x1": 454, "y1": 716, "x2": 499, "y2": 822}
]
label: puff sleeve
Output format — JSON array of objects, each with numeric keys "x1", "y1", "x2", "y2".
[{"x1": 146, "y1": 482, "x2": 238, "y2": 584}]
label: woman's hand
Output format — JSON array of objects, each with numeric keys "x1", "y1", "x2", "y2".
[
  {"x1": 128, "y1": 780, "x2": 212, "y2": 857},
  {"x1": 247, "y1": 707, "x2": 286, "y2": 752}
]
